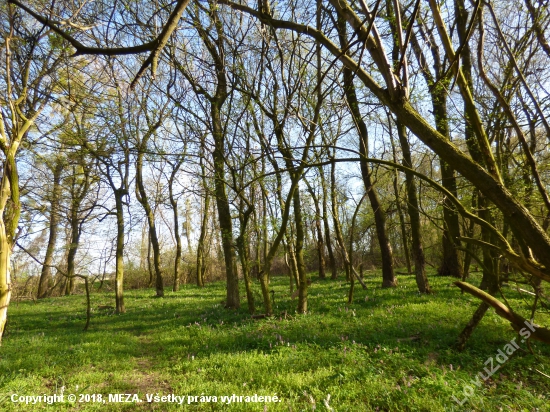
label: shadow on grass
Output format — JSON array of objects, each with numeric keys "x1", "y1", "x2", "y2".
[{"x1": 1, "y1": 273, "x2": 549, "y2": 411}]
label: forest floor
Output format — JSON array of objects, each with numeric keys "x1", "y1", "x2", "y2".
[{"x1": 0, "y1": 271, "x2": 549, "y2": 411}]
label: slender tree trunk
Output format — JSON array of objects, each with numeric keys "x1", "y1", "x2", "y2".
[
  {"x1": 283, "y1": 245, "x2": 294, "y2": 294},
  {"x1": 363, "y1": 163, "x2": 397, "y2": 288},
  {"x1": 168, "y1": 163, "x2": 183, "y2": 292},
  {"x1": 385, "y1": 0, "x2": 427, "y2": 290},
  {"x1": 271, "y1": 113, "x2": 310, "y2": 312},
  {"x1": 284, "y1": 235, "x2": 299, "y2": 290},
  {"x1": 388, "y1": 126, "x2": 412, "y2": 274},
  {"x1": 140, "y1": 223, "x2": 148, "y2": 270},
  {"x1": 337, "y1": 17, "x2": 396, "y2": 287},
  {"x1": 396, "y1": 122, "x2": 431, "y2": 293},
  {"x1": 196, "y1": 191, "x2": 209, "y2": 287},
  {"x1": 410, "y1": 25, "x2": 462, "y2": 278},
  {"x1": 330, "y1": 161, "x2": 349, "y2": 280},
  {"x1": 319, "y1": 168, "x2": 337, "y2": 279},
  {"x1": 65, "y1": 216, "x2": 79, "y2": 296},
  {"x1": 433, "y1": 95, "x2": 463, "y2": 278},
  {"x1": 136, "y1": 152, "x2": 164, "y2": 297},
  {"x1": 391, "y1": 163, "x2": 412, "y2": 275},
  {"x1": 191, "y1": 8, "x2": 239, "y2": 308},
  {"x1": 236, "y1": 204, "x2": 255, "y2": 314},
  {"x1": 65, "y1": 166, "x2": 87, "y2": 296},
  {"x1": 38, "y1": 160, "x2": 63, "y2": 298},
  {"x1": 237, "y1": 235, "x2": 255, "y2": 313},
  {"x1": 212, "y1": 103, "x2": 239, "y2": 308},
  {"x1": 150, "y1": 222, "x2": 163, "y2": 297},
  {"x1": 114, "y1": 190, "x2": 125, "y2": 313},
  {"x1": 147, "y1": 232, "x2": 153, "y2": 287},
  {"x1": 305, "y1": 180, "x2": 326, "y2": 279},
  {"x1": 294, "y1": 188, "x2": 308, "y2": 313},
  {"x1": 462, "y1": 190, "x2": 478, "y2": 279}
]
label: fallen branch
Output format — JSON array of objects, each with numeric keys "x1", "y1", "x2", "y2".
[{"x1": 454, "y1": 281, "x2": 550, "y2": 344}]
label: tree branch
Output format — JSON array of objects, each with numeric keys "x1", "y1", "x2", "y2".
[{"x1": 9, "y1": 0, "x2": 193, "y2": 88}]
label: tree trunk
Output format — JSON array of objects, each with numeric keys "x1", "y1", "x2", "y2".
[
  {"x1": 363, "y1": 163, "x2": 397, "y2": 288},
  {"x1": 169, "y1": 163, "x2": 183, "y2": 292},
  {"x1": 114, "y1": 190, "x2": 126, "y2": 313},
  {"x1": 462, "y1": 189, "x2": 478, "y2": 279},
  {"x1": 147, "y1": 232, "x2": 153, "y2": 288},
  {"x1": 319, "y1": 167, "x2": 337, "y2": 279},
  {"x1": 0, "y1": 156, "x2": 20, "y2": 344},
  {"x1": 136, "y1": 151, "x2": 164, "y2": 297},
  {"x1": 192, "y1": 8, "x2": 239, "y2": 308},
  {"x1": 432, "y1": 94, "x2": 463, "y2": 279},
  {"x1": 330, "y1": 161, "x2": 350, "y2": 281},
  {"x1": 212, "y1": 103, "x2": 239, "y2": 308},
  {"x1": 0, "y1": 220, "x2": 12, "y2": 344},
  {"x1": 38, "y1": 160, "x2": 63, "y2": 298},
  {"x1": 65, "y1": 229, "x2": 78, "y2": 297},
  {"x1": 237, "y1": 235, "x2": 255, "y2": 314},
  {"x1": 236, "y1": 204, "x2": 255, "y2": 314},
  {"x1": 196, "y1": 191, "x2": 209, "y2": 287},
  {"x1": 390, "y1": 148, "x2": 412, "y2": 275},
  {"x1": 65, "y1": 166, "x2": 87, "y2": 296},
  {"x1": 294, "y1": 189, "x2": 308, "y2": 313},
  {"x1": 284, "y1": 236, "x2": 299, "y2": 290},
  {"x1": 396, "y1": 122, "x2": 430, "y2": 293},
  {"x1": 337, "y1": 17, "x2": 396, "y2": 288},
  {"x1": 140, "y1": 223, "x2": 148, "y2": 270},
  {"x1": 305, "y1": 179, "x2": 326, "y2": 279}
]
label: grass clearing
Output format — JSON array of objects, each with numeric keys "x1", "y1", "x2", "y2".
[{"x1": 1, "y1": 272, "x2": 549, "y2": 411}]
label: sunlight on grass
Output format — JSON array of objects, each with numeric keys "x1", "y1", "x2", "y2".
[{"x1": 0, "y1": 272, "x2": 548, "y2": 411}]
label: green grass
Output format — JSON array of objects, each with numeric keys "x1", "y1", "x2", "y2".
[{"x1": 0, "y1": 272, "x2": 549, "y2": 411}]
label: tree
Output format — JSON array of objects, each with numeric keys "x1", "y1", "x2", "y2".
[{"x1": 0, "y1": 4, "x2": 62, "y2": 342}]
